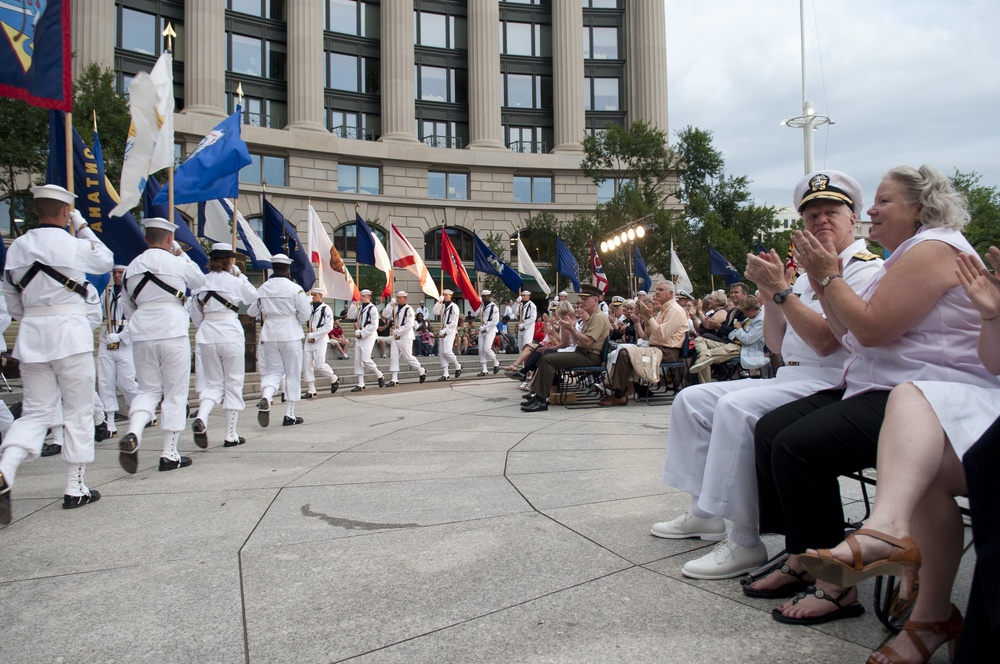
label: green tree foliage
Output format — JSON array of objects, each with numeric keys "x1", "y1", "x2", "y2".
[
  {"x1": 581, "y1": 120, "x2": 678, "y2": 207},
  {"x1": 72, "y1": 63, "x2": 131, "y2": 187},
  {"x1": 951, "y1": 170, "x2": 1000, "y2": 256},
  {"x1": 0, "y1": 97, "x2": 48, "y2": 233}
]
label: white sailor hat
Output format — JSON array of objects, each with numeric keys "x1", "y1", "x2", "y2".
[
  {"x1": 395, "y1": 290, "x2": 408, "y2": 297},
  {"x1": 270, "y1": 253, "x2": 292, "y2": 265},
  {"x1": 558, "y1": 290, "x2": 568, "y2": 297},
  {"x1": 442, "y1": 289, "x2": 454, "y2": 295},
  {"x1": 520, "y1": 290, "x2": 532, "y2": 296},
  {"x1": 310, "y1": 286, "x2": 326, "y2": 295},
  {"x1": 638, "y1": 290, "x2": 647, "y2": 296},
  {"x1": 209, "y1": 242, "x2": 238, "y2": 258},
  {"x1": 794, "y1": 170, "x2": 864, "y2": 215},
  {"x1": 480, "y1": 289, "x2": 491, "y2": 296},
  {"x1": 30, "y1": 184, "x2": 76, "y2": 205},
  {"x1": 141, "y1": 217, "x2": 178, "y2": 232},
  {"x1": 113, "y1": 264, "x2": 128, "y2": 271},
  {"x1": 360, "y1": 289, "x2": 373, "y2": 296}
]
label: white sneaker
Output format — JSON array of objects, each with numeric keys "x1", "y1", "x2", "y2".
[
  {"x1": 689, "y1": 355, "x2": 714, "y2": 374},
  {"x1": 650, "y1": 512, "x2": 726, "y2": 541},
  {"x1": 681, "y1": 540, "x2": 768, "y2": 580}
]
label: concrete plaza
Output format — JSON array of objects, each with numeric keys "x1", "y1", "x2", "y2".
[{"x1": 0, "y1": 371, "x2": 972, "y2": 663}]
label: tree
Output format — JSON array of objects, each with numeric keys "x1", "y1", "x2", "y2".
[
  {"x1": 951, "y1": 170, "x2": 1000, "y2": 256},
  {"x1": 72, "y1": 63, "x2": 131, "y2": 187},
  {"x1": 581, "y1": 120, "x2": 679, "y2": 207},
  {"x1": 0, "y1": 97, "x2": 48, "y2": 234}
]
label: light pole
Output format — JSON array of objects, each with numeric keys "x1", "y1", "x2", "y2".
[{"x1": 598, "y1": 215, "x2": 656, "y2": 297}]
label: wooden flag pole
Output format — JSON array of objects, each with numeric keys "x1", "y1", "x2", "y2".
[
  {"x1": 64, "y1": 111, "x2": 75, "y2": 236},
  {"x1": 164, "y1": 23, "x2": 177, "y2": 222}
]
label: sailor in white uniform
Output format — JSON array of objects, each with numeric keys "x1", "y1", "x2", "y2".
[
  {"x1": 96, "y1": 264, "x2": 139, "y2": 438},
  {"x1": 117, "y1": 217, "x2": 206, "y2": 474},
  {"x1": 515, "y1": 290, "x2": 537, "y2": 350},
  {"x1": 351, "y1": 289, "x2": 385, "y2": 391},
  {"x1": 433, "y1": 289, "x2": 461, "y2": 381},
  {"x1": 0, "y1": 185, "x2": 113, "y2": 524},
  {"x1": 248, "y1": 254, "x2": 310, "y2": 427},
  {"x1": 387, "y1": 290, "x2": 427, "y2": 386},
  {"x1": 478, "y1": 289, "x2": 501, "y2": 376},
  {"x1": 302, "y1": 286, "x2": 338, "y2": 397},
  {"x1": 0, "y1": 294, "x2": 14, "y2": 437},
  {"x1": 190, "y1": 243, "x2": 258, "y2": 448}
]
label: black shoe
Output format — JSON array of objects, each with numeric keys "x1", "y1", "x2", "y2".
[
  {"x1": 378, "y1": 376, "x2": 385, "y2": 388},
  {"x1": 455, "y1": 369, "x2": 462, "y2": 378},
  {"x1": 330, "y1": 381, "x2": 339, "y2": 395},
  {"x1": 94, "y1": 421, "x2": 111, "y2": 442},
  {"x1": 280, "y1": 392, "x2": 285, "y2": 403},
  {"x1": 493, "y1": 365, "x2": 501, "y2": 374},
  {"x1": 520, "y1": 399, "x2": 548, "y2": 412},
  {"x1": 192, "y1": 418, "x2": 208, "y2": 449},
  {"x1": 223, "y1": 436, "x2": 246, "y2": 447},
  {"x1": 437, "y1": 376, "x2": 449, "y2": 382},
  {"x1": 303, "y1": 392, "x2": 316, "y2": 399},
  {"x1": 419, "y1": 373, "x2": 427, "y2": 384},
  {"x1": 118, "y1": 433, "x2": 139, "y2": 474},
  {"x1": 386, "y1": 381, "x2": 398, "y2": 387},
  {"x1": 350, "y1": 386, "x2": 365, "y2": 392},
  {"x1": 477, "y1": 371, "x2": 487, "y2": 377},
  {"x1": 282, "y1": 416, "x2": 304, "y2": 426},
  {"x1": 41, "y1": 443, "x2": 62, "y2": 457},
  {"x1": 159, "y1": 456, "x2": 192, "y2": 472},
  {"x1": 0, "y1": 472, "x2": 11, "y2": 525},
  {"x1": 522, "y1": 393, "x2": 537, "y2": 401},
  {"x1": 63, "y1": 490, "x2": 101, "y2": 510},
  {"x1": 514, "y1": 371, "x2": 527, "y2": 381},
  {"x1": 257, "y1": 398, "x2": 270, "y2": 428}
]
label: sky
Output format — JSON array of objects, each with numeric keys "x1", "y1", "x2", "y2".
[{"x1": 663, "y1": 0, "x2": 1000, "y2": 215}]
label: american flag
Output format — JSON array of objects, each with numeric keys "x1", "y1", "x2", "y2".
[{"x1": 590, "y1": 241, "x2": 609, "y2": 293}]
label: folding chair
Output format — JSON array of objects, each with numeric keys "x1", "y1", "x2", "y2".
[{"x1": 556, "y1": 336, "x2": 612, "y2": 409}]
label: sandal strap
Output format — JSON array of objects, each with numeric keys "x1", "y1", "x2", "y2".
[{"x1": 852, "y1": 527, "x2": 910, "y2": 550}]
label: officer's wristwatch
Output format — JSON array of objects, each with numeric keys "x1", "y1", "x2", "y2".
[
  {"x1": 772, "y1": 288, "x2": 794, "y2": 304},
  {"x1": 820, "y1": 274, "x2": 843, "y2": 288}
]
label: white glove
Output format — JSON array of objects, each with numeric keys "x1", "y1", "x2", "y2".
[
  {"x1": 170, "y1": 240, "x2": 184, "y2": 256},
  {"x1": 354, "y1": 330, "x2": 362, "y2": 339},
  {"x1": 393, "y1": 333, "x2": 400, "y2": 340},
  {"x1": 230, "y1": 263, "x2": 242, "y2": 277},
  {"x1": 479, "y1": 328, "x2": 486, "y2": 335},
  {"x1": 438, "y1": 331, "x2": 446, "y2": 338},
  {"x1": 69, "y1": 209, "x2": 88, "y2": 231},
  {"x1": 107, "y1": 332, "x2": 121, "y2": 344}
]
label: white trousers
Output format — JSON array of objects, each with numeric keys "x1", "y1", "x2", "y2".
[
  {"x1": 131, "y1": 337, "x2": 191, "y2": 432},
  {"x1": 197, "y1": 340, "x2": 246, "y2": 411},
  {"x1": 303, "y1": 337, "x2": 335, "y2": 387},
  {"x1": 97, "y1": 344, "x2": 138, "y2": 414},
  {"x1": 479, "y1": 329, "x2": 498, "y2": 369},
  {"x1": 353, "y1": 335, "x2": 381, "y2": 379},
  {"x1": 259, "y1": 340, "x2": 302, "y2": 403},
  {"x1": 0, "y1": 401, "x2": 13, "y2": 435},
  {"x1": 389, "y1": 336, "x2": 423, "y2": 373},
  {"x1": 517, "y1": 327, "x2": 533, "y2": 350},
  {"x1": 0, "y1": 353, "x2": 95, "y2": 479},
  {"x1": 438, "y1": 331, "x2": 459, "y2": 375},
  {"x1": 661, "y1": 369, "x2": 842, "y2": 528}
]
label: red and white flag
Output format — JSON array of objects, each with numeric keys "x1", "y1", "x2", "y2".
[
  {"x1": 389, "y1": 223, "x2": 440, "y2": 300},
  {"x1": 590, "y1": 241, "x2": 609, "y2": 294},
  {"x1": 307, "y1": 205, "x2": 359, "y2": 301}
]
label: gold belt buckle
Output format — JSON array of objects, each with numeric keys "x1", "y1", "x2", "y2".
[
  {"x1": 308, "y1": 338, "x2": 316, "y2": 344},
  {"x1": 107, "y1": 342, "x2": 120, "y2": 350}
]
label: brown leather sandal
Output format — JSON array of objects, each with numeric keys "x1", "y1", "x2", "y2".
[
  {"x1": 799, "y1": 528, "x2": 921, "y2": 589},
  {"x1": 868, "y1": 604, "x2": 963, "y2": 663}
]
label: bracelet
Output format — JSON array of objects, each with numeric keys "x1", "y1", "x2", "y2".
[{"x1": 983, "y1": 314, "x2": 1000, "y2": 321}]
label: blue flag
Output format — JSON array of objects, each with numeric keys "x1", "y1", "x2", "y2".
[
  {"x1": 633, "y1": 246, "x2": 652, "y2": 293},
  {"x1": 474, "y1": 234, "x2": 522, "y2": 293},
  {"x1": 354, "y1": 212, "x2": 380, "y2": 267},
  {"x1": 555, "y1": 236, "x2": 581, "y2": 293},
  {"x1": 0, "y1": 0, "x2": 71, "y2": 110},
  {"x1": 756, "y1": 239, "x2": 768, "y2": 255},
  {"x1": 197, "y1": 198, "x2": 272, "y2": 270},
  {"x1": 154, "y1": 109, "x2": 251, "y2": 206},
  {"x1": 45, "y1": 111, "x2": 147, "y2": 266},
  {"x1": 262, "y1": 197, "x2": 315, "y2": 290},
  {"x1": 142, "y1": 175, "x2": 208, "y2": 271},
  {"x1": 708, "y1": 245, "x2": 742, "y2": 285}
]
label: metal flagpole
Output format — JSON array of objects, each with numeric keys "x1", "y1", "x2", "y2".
[
  {"x1": 231, "y1": 82, "x2": 244, "y2": 249},
  {"x1": 163, "y1": 23, "x2": 177, "y2": 222},
  {"x1": 354, "y1": 202, "x2": 361, "y2": 289}
]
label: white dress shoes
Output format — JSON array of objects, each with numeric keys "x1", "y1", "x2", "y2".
[
  {"x1": 650, "y1": 512, "x2": 726, "y2": 541},
  {"x1": 681, "y1": 540, "x2": 769, "y2": 580}
]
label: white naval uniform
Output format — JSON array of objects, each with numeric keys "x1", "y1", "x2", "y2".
[
  {"x1": 97, "y1": 282, "x2": 139, "y2": 428},
  {"x1": 0, "y1": 295, "x2": 14, "y2": 435},
  {"x1": 247, "y1": 276, "x2": 310, "y2": 405},
  {"x1": 303, "y1": 301, "x2": 336, "y2": 392},
  {"x1": 191, "y1": 270, "x2": 258, "y2": 415},
  {"x1": 0, "y1": 223, "x2": 113, "y2": 496},
  {"x1": 389, "y1": 303, "x2": 425, "y2": 380},
  {"x1": 516, "y1": 299, "x2": 537, "y2": 349},
  {"x1": 124, "y1": 248, "x2": 206, "y2": 446},
  {"x1": 661, "y1": 239, "x2": 883, "y2": 531},
  {"x1": 353, "y1": 301, "x2": 383, "y2": 386},
  {"x1": 435, "y1": 300, "x2": 461, "y2": 377},
  {"x1": 478, "y1": 300, "x2": 500, "y2": 372}
]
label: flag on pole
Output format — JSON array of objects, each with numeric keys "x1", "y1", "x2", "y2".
[
  {"x1": 111, "y1": 51, "x2": 174, "y2": 216},
  {"x1": 785, "y1": 240, "x2": 800, "y2": 275},
  {"x1": 473, "y1": 234, "x2": 522, "y2": 293},
  {"x1": 198, "y1": 198, "x2": 272, "y2": 269},
  {"x1": 142, "y1": 174, "x2": 208, "y2": 271},
  {"x1": 590, "y1": 241, "x2": 608, "y2": 294},
  {"x1": 0, "y1": 0, "x2": 72, "y2": 111},
  {"x1": 708, "y1": 245, "x2": 742, "y2": 285},
  {"x1": 634, "y1": 246, "x2": 652, "y2": 293},
  {"x1": 389, "y1": 223, "x2": 439, "y2": 300},
  {"x1": 670, "y1": 241, "x2": 693, "y2": 294},
  {"x1": 263, "y1": 197, "x2": 315, "y2": 291},
  {"x1": 307, "y1": 205, "x2": 358, "y2": 301},
  {"x1": 441, "y1": 230, "x2": 481, "y2": 311},
  {"x1": 515, "y1": 235, "x2": 551, "y2": 295},
  {"x1": 154, "y1": 108, "x2": 251, "y2": 206},
  {"x1": 45, "y1": 111, "x2": 147, "y2": 265},
  {"x1": 355, "y1": 211, "x2": 391, "y2": 276},
  {"x1": 555, "y1": 236, "x2": 581, "y2": 293}
]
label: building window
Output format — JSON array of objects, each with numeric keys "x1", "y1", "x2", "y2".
[
  {"x1": 229, "y1": 0, "x2": 286, "y2": 20},
  {"x1": 513, "y1": 176, "x2": 553, "y2": 203},
  {"x1": 505, "y1": 126, "x2": 549, "y2": 153},
  {"x1": 327, "y1": 0, "x2": 380, "y2": 38},
  {"x1": 424, "y1": 227, "x2": 475, "y2": 263},
  {"x1": 329, "y1": 110, "x2": 380, "y2": 141},
  {"x1": 240, "y1": 154, "x2": 287, "y2": 187},
  {"x1": 338, "y1": 164, "x2": 381, "y2": 195},
  {"x1": 503, "y1": 73, "x2": 552, "y2": 109},
  {"x1": 415, "y1": 11, "x2": 467, "y2": 50},
  {"x1": 584, "y1": 0, "x2": 618, "y2": 8},
  {"x1": 418, "y1": 120, "x2": 464, "y2": 149},
  {"x1": 228, "y1": 93, "x2": 286, "y2": 129},
  {"x1": 228, "y1": 34, "x2": 286, "y2": 81},
  {"x1": 428, "y1": 172, "x2": 468, "y2": 200},
  {"x1": 415, "y1": 65, "x2": 467, "y2": 104},
  {"x1": 333, "y1": 221, "x2": 386, "y2": 260},
  {"x1": 596, "y1": 177, "x2": 634, "y2": 203},
  {"x1": 119, "y1": 7, "x2": 158, "y2": 55},
  {"x1": 501, "y1": 21, "x2": 550, "y2": 57},
  {"x1": 584, "y1": 26, "x2": 618, "y2": 59},
  {"x1": 585, "y1": 77, "x2": 619, "y2": 111},
  {"x1": 327, "y1": 53, "x2": 380, "y2": 94}
]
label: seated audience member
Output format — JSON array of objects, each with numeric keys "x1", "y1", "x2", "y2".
[
  {"x1": 687, "y1": 283, "x2": 750, "y2": 383},
  {"x1": 515, "y1": 303, "x2": 576, "y2": 391},
  {"x1": 329, "y1": 320, "x2": 350, "y2": 359},
  {"x1": 654, "y1": 170, "x2": 882, "y2": 581},
  {"x1": 521, "y1": 285, "x2": 611, "y2": 412},
  {"x1": 694, "y1": 290, "x2": 728, "y2": 338},
  {"x1": 376, "y1": 312, "x2": 391, "y2": 358},
  {"x1": 796, "y1": 246, "x2": 1000, "y2": 663},
  {"x1": 728, "y1": 295, "x2": 767, "y2": 371},
  {"x1": 751, "y1": 165, "x2": 989, "y2": 626},
  {"x1": 600, "y1": 281, "x2": 687, "y2": 407}
]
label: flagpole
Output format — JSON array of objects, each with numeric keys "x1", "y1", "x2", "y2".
[
  {"x1": 231, "y1": 82, "x2": 244, "y2": 249},
  {"x1": 163, "y1": 24, "x2": 177, "y2": 225},
  {"x1": 439, "y1": 215, "x2": 445, "y2": 300},
  {"x1": 354, "y1": 202, "x2": 361, "y2": 290},
  {"x1": 64, "y1": 111, "x2": 75, "y2": 236}
]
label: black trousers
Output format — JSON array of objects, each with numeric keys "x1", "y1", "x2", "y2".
[{"x1": 755, "y1": 388, "x2": 889, "y2": 554}]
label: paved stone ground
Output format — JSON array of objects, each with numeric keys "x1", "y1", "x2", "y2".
[{"x1": 0, "y1": 370, "x2": 972, "y2": 663}]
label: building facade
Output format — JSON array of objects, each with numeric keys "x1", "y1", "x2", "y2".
[{"x1": 73, "y1": 0, "x2": 671, "y2": 305}]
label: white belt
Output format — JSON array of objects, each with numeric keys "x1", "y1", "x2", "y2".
[
  {"x1": 784, "y1": 361, "x2": 829, "y2": 368},
  {"x1": 23, "y1": 304, "x2": 86, "y2": 317},
  {"x1": 266, "y1": 315, "x2": 295, "y2": 322},
  {"x1": 141, "y1": 301, "x2": 185, "y2": 310},
  {"x1": 204, "y1": 311, "x2": 237, "y2": 320}
]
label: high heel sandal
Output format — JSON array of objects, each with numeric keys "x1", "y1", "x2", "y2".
[
  {"x1": 868, "y1": 604, "x2": 963, "y2": 664},
  {"x1": 799, "y1": 528, "x2": 921, "y2": 590}
]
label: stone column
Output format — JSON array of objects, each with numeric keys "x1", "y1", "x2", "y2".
[
  {"x1": 72, "y1": 1, "x2": 115, "y2": 78},
  {"x1": 466, "y1": 1, "x2": 506, "y2": 151},
  {"x1": 286, "y1": 0, "x2": 327, "y2": 132},
  {"x1": 379, "y1": 0, "x2": 419, "y2": 143},
  {"x1": 626, "y1": 0, "x2": 668, "y2": 132},
  {"x1": 551, "y1": 0, "x2": 585, "y2": 153},
  {"x1": 184, "y1": 0, "x2": 226, "y2": 117}
]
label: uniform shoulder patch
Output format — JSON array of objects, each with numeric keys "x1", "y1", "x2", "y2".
[{"x1": 852, "y1": 250, "x2": 880, "y2": 261}]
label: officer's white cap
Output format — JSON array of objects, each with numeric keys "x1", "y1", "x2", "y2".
[
  {"x1": 113, "y1": 264, "x2": 128, "y2": 271},
  {"x1": 141, "y1": 217, "x2": 178, "y2": 232},
  {"x1": 360, "y1": 289, "x2": 373, "y2": 295},
  {"x1": 395, "y1": 290, "x2": 408, "y2": 297},
  {"x1": 310, "y1": 287, "x2": 326, "y2": 295},
  {"x1": 31, "y1": 184, "x2": 76, "y2": 205},
  {"x1": 481, "y1": 289, "x2": 491, "y2": 296},
  {"x1": 270, "y1": 253, "x2": 292, "y2": 265}
]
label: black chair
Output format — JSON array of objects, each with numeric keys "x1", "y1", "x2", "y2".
[{"x1": 556, "y1": 336, "x2": 612, "y2": 409}]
